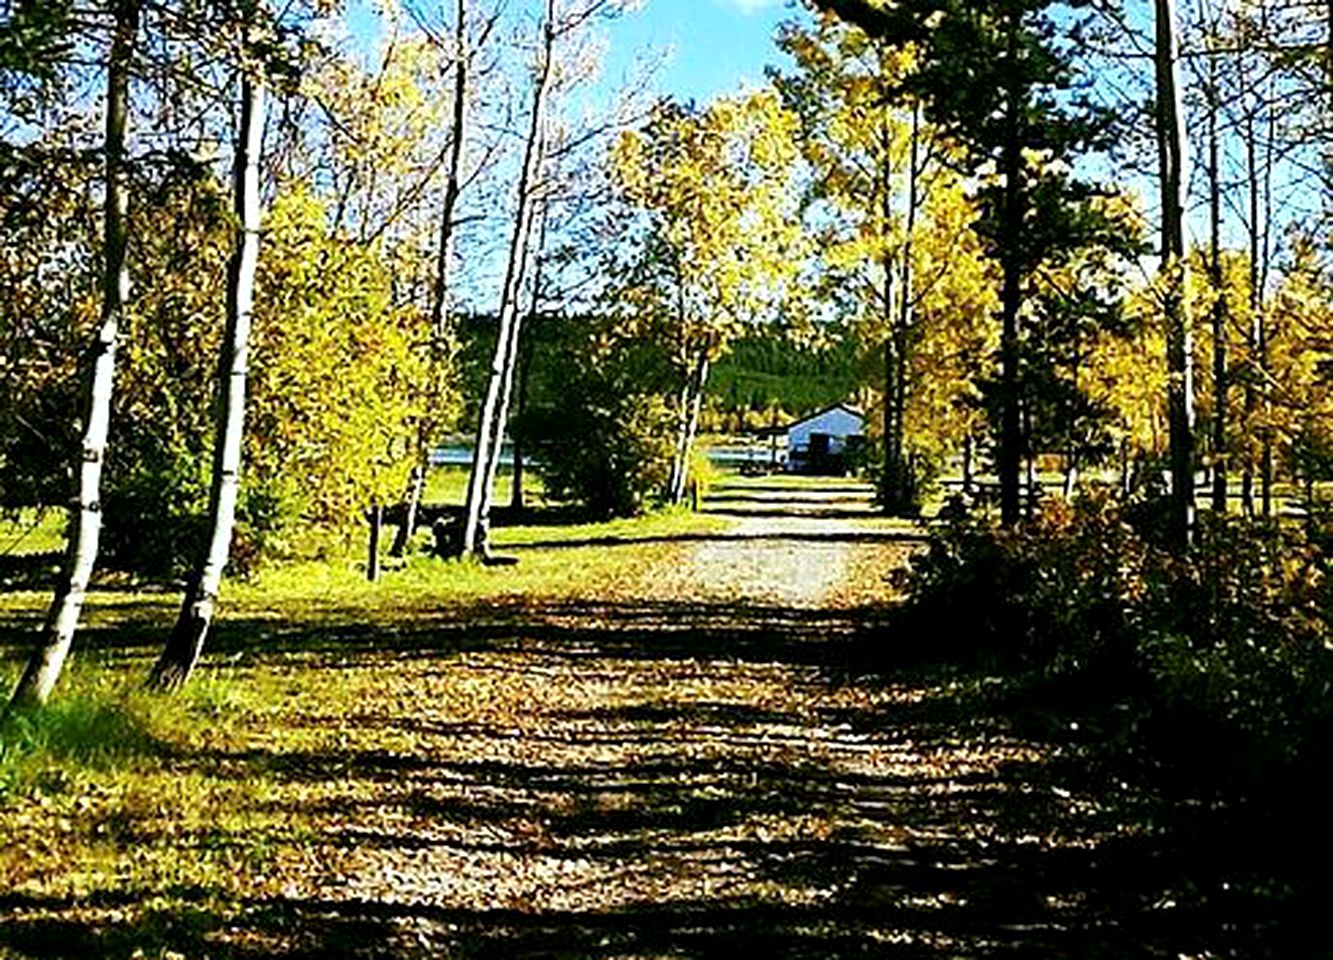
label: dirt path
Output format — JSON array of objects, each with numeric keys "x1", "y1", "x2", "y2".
[
  {"x1": 641, "y1": 479, "x2": 913, "y2": 608},
  {"x1": 0, "y1": 479, "x2": 1247, "y2": 958}
]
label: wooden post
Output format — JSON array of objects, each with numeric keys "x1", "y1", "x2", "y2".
[{"x1": 368, "y1": 502, "x2": 382, "y2": 582}]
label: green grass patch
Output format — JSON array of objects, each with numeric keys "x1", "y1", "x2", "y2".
[
  {"x1": 0, "y1": 666, "x2": 184, "y2": 800},
  {"x1": 0, "y1": 508, "x2": 64, "y2": 556},
  {"x1": 423, "y1": 463, "x2": 547, "y2": 506}
]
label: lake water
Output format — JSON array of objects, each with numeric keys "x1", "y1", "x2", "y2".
[{"x1": 430, "y1": 443, "x2": 778, "y2": 468}]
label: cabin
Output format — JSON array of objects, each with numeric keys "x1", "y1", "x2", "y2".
[{"x1": 761, "y1": 403, "x2": 866, "y2": 475}]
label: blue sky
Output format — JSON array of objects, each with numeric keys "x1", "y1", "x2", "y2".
[
  {"x1": 343, "y1": 0, "x2": 810, "y2": 108},
  {"x1": 599, "y1": 0, "x2": 807, "y2": 103}
]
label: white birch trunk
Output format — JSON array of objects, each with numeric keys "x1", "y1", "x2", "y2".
[
  {"x1": 149, "y1": 73, "x2": 265, "y2": 692},
  {"x1": 480, "y1": 203, "x2": 547, "y2": 522},
  {"x1": 670, "y1": 351, "x2": 709, "y2": 505},
  {"x1": 460, "y1": 0, "x2": 554, "y2": 558},
  {"x1": 9, "y1": 0, "x2": 139, "y2": 709}
]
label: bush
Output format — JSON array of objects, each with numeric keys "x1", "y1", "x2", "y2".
[
  {"x1": 519, "y1": 317, "x2": 676, "y2": 519},
  {"x1": 884, "y1": 497, "x2": 1333, "y2": 787},
  {"x1": 892, "y1": 493, "x2": 1143, "y2": 676}
]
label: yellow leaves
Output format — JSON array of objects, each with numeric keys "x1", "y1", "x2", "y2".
[
  {"x1": 609, "y1": 91, "x2": 804, "y2": 349},
  {"x1": 247, "y1": 186, "x2": 451, "y2": 530}
]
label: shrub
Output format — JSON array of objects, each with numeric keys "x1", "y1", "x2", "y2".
[
  {"x1": 519, "y1": 316, "x2": 676, "y2": 519},
  {"x1": 892, "y1": 493, "x2": 1143, "y2": 676},
  {"x1": 884, "y1": 497, "x2": 1333, "y2": 787}
]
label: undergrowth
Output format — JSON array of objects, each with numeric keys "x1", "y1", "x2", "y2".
[{"x1": 878, "y1": 492, "x2": 1333, "y2": 790}]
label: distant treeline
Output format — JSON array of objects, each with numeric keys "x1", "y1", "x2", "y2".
[
  {"x1": 705, "y1": 335, "x2": 861, "y2": 431},
  {"x1": 456, "y1": 318, "x2": 861, "y2": 436}
]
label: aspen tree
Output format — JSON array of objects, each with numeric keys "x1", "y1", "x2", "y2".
[{"x1": 10, "y1": 0, "x2": 140, "y2": 708}]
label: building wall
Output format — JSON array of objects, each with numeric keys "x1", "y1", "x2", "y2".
[{"x1": 787, "y1": 407, "x2": 864, "y2": 455}]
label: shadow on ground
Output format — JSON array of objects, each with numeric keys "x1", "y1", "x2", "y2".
[{"x1": 0, "y1": 588, "x2": 1313, "y2": 959}]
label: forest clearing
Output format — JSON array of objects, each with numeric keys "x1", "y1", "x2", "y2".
[{"x1": 0, "y1": 477, "x2": 1307, "y2": 958}]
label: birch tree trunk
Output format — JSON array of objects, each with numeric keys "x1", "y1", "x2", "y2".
[
  {"x1": 460, "y1": 0, "x2": 553, "y2": 558},
  {"x1": 478, "y1": 200, "x2": 547, "y2": 525},
  {"x1": 9, "y1": 0, "x2": 139, "y2": 709},
  {"x1": 505, "y1": 211, "x2": 548, "y2": 516},
  {"x1": 391, "y1": 0, "x2": 470, "y2": 558},
  {"x1": 510, "y1": 338, "x2": 533, "y2": 512},
  {"x1": 1258, "y1": 63, "x2": 1276, "y2": 520},
  {"x1": 670, "y1": 351, "x2": 710, "y2": 504},
  {"x1": 666, "y1": 340, "x2": 698, "y2": 501},
  {"x1": 894, "y1": 101, "x2": 919, "y2": 505},
  {"x1": 149, "y1": 72, "x2": 266, "y2": 692},
  {"x1": 1206, "y1": 30, "x2": 1228, "y2": 517},
  {"x1": 1156, "y1": 0, "x2": 1195, "y2": 550},
  {"x1": 878, "y1": 99, "x2": 901, "y2": 511}
]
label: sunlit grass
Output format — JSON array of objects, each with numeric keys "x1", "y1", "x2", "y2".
[
  {"x1": 0, "y1": 508, "x2": 64, "y2": 556},
  {"x1": 423, "y1": 463, "x2": 548, "y2": 506}
]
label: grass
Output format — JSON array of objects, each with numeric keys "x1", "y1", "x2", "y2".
[
  {"x1": 0, "y1": 496, "x2": 738, "y2": 945},
  {"x1": 0, "y1": 509, "x2": 64, "y2": 557},
  {"x1": 422, "y1": 464, "x2": 547, "y2": 507}
]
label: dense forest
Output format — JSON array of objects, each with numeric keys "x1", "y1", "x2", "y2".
[{"x1": 2, "y1": 0, "x2": 1333, "y2": 953}]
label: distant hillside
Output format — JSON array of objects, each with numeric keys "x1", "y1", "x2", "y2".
[{"x1": 707, "y1": 334, "x2": 860, "y2": 426}]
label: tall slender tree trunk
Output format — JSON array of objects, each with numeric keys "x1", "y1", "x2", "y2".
[
  {"x1": 431, "y1": 0, "x2": 468, "y2": 345},
  {"x1": 894, "y1": 100, "x2": 919, "y2": 509},
  {"x1": 510, "y1": 343, "x2": 531, "y2": 513},
  {"x1": 391, "y1": 0, "x2": 470, "y2": 559},
  {"x1": 1207, "y1": 33, "x2": 1228, "y2": 516},
  {"x1": 460, "y1": 0, "x2": 553, "y2": 557},
  {"x1": 149, "y1": 71, "x2": 266, "y2": 692},
  {"x1": 9, "y1": 0, "x2": 139, "y2": 709},
  {"x1": 1156, "y1": 0, "x2": 1195, "y2": 550},
  {"x1": 1258, "y1": 61, "x2": 1276, "y2": 520},
  {"x1": 878, "y1": 95, "x2": 903, "y2": 512},
  {"x1": 670, "y1": 349, "x2": 709, "y2": 504},
  {"x1": 509, "y1": 222, "x2": 546, "y2": 515},
  {"x1": 479, "y1": 202, "x2": 547, "y2": 525},
  {"x1": 667, "y1": 342, "x2": 693, "y2": 500},
  {"x1": 1240, "y1": 42, "x2": 1273, "y2": 519},
  {"x1": 998, "y1": 67, "x2": 1024, "y2": 526}
]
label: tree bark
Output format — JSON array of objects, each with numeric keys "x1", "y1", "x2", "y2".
[
  {"x1": 9, "y1": 0, "x2": 139, "y2": 709},
  {"x1": 510, "y1": 251, "x2": 543, "y2": 514},
  {"x1": 1207, "y1": 30, "x2": 1228, "y2": 516},
  {"x1": 878, "y1": 90, "x2": 902, "y2": 512},
  {"x1": 478, "y1": 202, "x2": 547, "y2": 527},
  {"x1": 149, "y1": 71, "x2": 265, "y2": 692},
  {"x1": 894, "y1": 100, "x2": 919, "y2": 509},
  {"x1": 430, "y1": 0, "x2": 468, "y2": 343},
  {"x1": 391, "y1": 0, "x2": 470, "y2": 558},
  {"x1": 998, "y1": 26, "x2": 1024, "y2": 527},
  {"x1": 460, "y1": 0, "x2": 553, "y2": 557},
  {"x1": 1156, "y1": 0, "x2": 1195, "y2": 550},
  {"x1": 388, "y1": 463, "x2": 425, "y2": 556},
  {"x1": 670, "y1": 349, "x2": 709, "y2": 504}
]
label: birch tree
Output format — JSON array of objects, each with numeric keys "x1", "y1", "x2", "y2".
[
  {"x1": 610, "y1": 92, "x2": 803, "y2": 505},
  {"x1": 389, "y1": 0, "x2": 481, "y2": 558},
  {"x1": 9, "y1": 0, "x2": 139, "y2": 709},
  {"x1": 459, "y1": 0, "x2": 633, "y2": 556},
  {"x1": 147, "y1": 44, "x2": 266, "y2": 692},
  {"x1": 459, "y1": 0, "x2": 556, "y2": 559}
]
